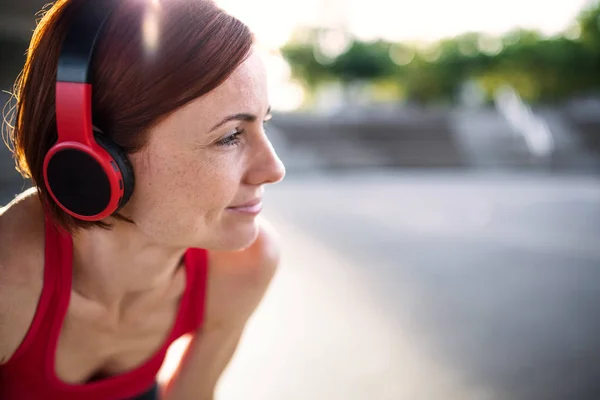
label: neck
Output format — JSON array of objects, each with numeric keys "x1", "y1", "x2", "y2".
[{"x1": 71, "y1": 220, "x2": 187, "y2": 311}]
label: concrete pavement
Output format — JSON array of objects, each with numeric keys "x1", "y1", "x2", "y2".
[
  {"x1": 216, "y1": 204, "x2": 495, "y2": 400},
  {"x1": 216, "y1": 171, "x2": 600, "y2": 400}
]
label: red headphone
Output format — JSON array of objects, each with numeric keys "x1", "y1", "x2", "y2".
[{"x1": 43, "y1": 1, "x2": 135, "y2": 221}]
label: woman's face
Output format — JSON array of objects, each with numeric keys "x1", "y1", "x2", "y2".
[{"x1": 123, "y1": 50, "x2": 286, "y2": 251}]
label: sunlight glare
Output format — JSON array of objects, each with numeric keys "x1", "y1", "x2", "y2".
[{"x1": 142, "y1": 0, "x2": 161, "y2": 58}]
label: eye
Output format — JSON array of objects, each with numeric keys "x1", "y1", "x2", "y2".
[{"x1": 216, "y1": 128, "x2": 243, "y2": 147}]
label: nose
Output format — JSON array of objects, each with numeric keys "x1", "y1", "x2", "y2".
[{"x1": 246, "y1": 134, "x2": 286, "y2": 186}]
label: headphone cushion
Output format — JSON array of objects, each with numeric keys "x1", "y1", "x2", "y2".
[{"x1": 93, "y1": 132, "x2": 135, "y2": 209}]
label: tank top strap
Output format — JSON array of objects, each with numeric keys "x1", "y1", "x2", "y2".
[
  {"x1": 180, "y1": 248, "x2": 209, "y2": 333},
  {"x1": 3, "y1": 211, "x2": 71, "y2": 364}
]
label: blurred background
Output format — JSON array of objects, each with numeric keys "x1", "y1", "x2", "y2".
[{"x1": 2, "y1": 1, "x2": 600, "y2": 399}]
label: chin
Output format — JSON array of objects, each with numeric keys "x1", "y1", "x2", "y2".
[{"x1": 199, "y1": 219, "x2": 260, "y2": 251}]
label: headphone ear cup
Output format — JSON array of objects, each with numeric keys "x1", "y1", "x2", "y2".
[{"x1": 93, "y1": 132, "x2": 135, "y2": 209}]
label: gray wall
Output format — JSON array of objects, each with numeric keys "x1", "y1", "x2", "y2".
[
  {"x1": 0, "y1": 1, "x2": 45, "y2": 202},
  {"x1": 1, "y1": 36, "x2": 30, "y2": 203}
]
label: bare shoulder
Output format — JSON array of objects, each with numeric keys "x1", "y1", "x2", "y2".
[
  {"x1": 210, "y1": 216, "x2": 280, "y2": 280},
  {"x1": 0, "y1": 188, "x2": 46, "y2": 364},
  {"x1": 204, "y1": 216, "x2": 281, "y2": 328}
]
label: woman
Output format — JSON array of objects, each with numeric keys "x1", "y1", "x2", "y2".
[{"x1": 0, "y1": 0, "x2": 285, "y2": 399}]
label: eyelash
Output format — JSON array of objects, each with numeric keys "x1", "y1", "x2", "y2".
[
  {"x1": 216, "y1": 128, "x2": 243, "y2": 147},
  {"x1": 216, "y1": 121, "x2": 270, "y2": 147}
]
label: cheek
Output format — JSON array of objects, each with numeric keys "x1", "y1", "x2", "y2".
[
  {"x1": 180, "y1": 162, "x2": 239, "y2": 214},
  {"x1": 128, "y1": 150, "x2": 241, "y2": 228}
]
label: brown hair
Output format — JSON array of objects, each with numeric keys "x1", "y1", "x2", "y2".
[{"x1": 4, "y1": 0, "x2": 253, "y2": 232}]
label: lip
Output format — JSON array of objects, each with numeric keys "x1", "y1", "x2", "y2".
[{"x1": 226, "y1": 198, "x2": 263, "y2": 215}]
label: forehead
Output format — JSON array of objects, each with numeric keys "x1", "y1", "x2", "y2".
[{"x1": 195, "y1": 50, "x2": 268, "y2": 117}]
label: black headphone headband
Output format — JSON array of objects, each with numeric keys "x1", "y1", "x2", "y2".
[{"x1": 57, "y1": 1, "x2": 117, "y2": 83}]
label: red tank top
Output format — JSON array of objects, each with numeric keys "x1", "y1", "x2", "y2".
[{"x1": 0, "y1": 214, "x2": 209, "y2": 400}]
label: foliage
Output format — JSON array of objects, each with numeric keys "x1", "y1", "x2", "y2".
[{"x1": 279, "y1": 2, "x2": 600, "y2": 105}]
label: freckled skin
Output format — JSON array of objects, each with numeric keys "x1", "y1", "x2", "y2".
[
  {"x1": 123, "y1": 50, "x2": 285, "y2": 251},
  {"x1": 0, "y1": 49, "x2": 286, "y2": 396}
]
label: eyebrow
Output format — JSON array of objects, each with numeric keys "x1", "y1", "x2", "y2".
[{"x1": 209, "y1": 106, "x2": 272, "y2": 133}]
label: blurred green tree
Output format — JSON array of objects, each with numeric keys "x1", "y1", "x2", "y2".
[
  {"x1": 279, "y1": 2, "x2": 600, "y2": 106},
  {"x1": 328, "y1": 40, "x2": 395, "y2": 83}
]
